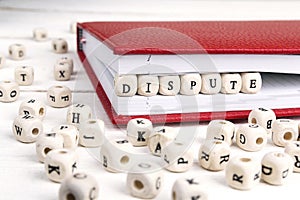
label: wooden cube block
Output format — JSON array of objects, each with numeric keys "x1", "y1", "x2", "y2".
[
  {"x1": 114, "y1": 75, "x2": 137, "y2": 97},
  {"x1": 19, "y1": 98, "x2": 46, "y2": 120},
  {"x1": 172, "y1": 177, "x2": 208, "y2": 200},
  {"x1": 47, "y1": 85, "x2": 72, "y2": 108},
  {"x1": 261, "y1": 151, "x2": 293, "y2": 185},
  {"x1": 137, "y1": 75, "x2": 159, "y2": 96},
  {"x1": 236, "y1": 123, "x2": 268, "y2": 152},
  {"x1": 59, "y1": 172, "x2": 99, "y2": 200},
  {"x1": 161, "y1": 141, "x2": 194, "y2": 172},
  {"x1": 0, "y1": 80, "x2": 20, "y2": 102},
  {"x1": 12, "y1": 115, "x2": 43, "y2": 143},
  {"x1": 44, "y1": 149, "x2": 78, "y2": 183},
  {"x1": 220, "y1": 73, "x2": 242, "y2": 94},
  {"x1": 148, "y1": 126, "x2": 178, "y2": 156},
  {"x1": 272, "y1": 119, "x2": 298, "y2": 147},
  {"x1": 36, "y1": 132, "x2": 64, "y2": 163},
  {"x1": 57, "y1": 57, "x2": 74, "y2": 74},
  {"x1": 70, "y1": 21, "x2": 77, "y2": 34},
  {"x1": 127, "y1": 162, "x2": 163, "y2": 199},
  {"x1": 54, "y1": 62, "x2": 71, "y2": 81},
  {"x1": 179, "y1": 73, "x2": 201, "y2": 95},
  {"x1": 225, "y1": 156, "x2": 261, "y2": 190},
  {"x1": 79, "y1": 119, "x2": 105, "y2": 147},
  {"x1": 15, "y1": 66, "x2": 34, "y2": 86},
  {"x1": 285, "y1": 141, "x2": 300, "y2": 173},
  {"x1": 127, "y1": 118, "x2": 153, "y2": 147},
  {"x1": 241, "y1": 72, "x2": 262, "y2": 94},
  {"x1": 0, "y1": 54, "x2": 6, "y2": 68},
  {"x1": 52, "y1": 124, "x2": 79, "y2": 149},
  {"x1": 9, "y1": 43, "x2": 26, "y2": 60},
  {"x1": 66, "y1": 104, "x2": 92, "y2": 129},
  {"x1": 158, "y1": 75, "x2": 180, "y2": 95},
  {"x1": 201, "y1": 73, "x2": 222, "y2": 94},
  {"x1": 199, "y1": 140, "x2": 230, "y2": 171},
  {"x1": 248, "y1": 107, "x2": 276, "y2": 134},
  {"x1": 205, "y1": 119, "x2": 235, "y2": 145},
  {"x1": 33, "y1": 27, "x2": 48, "y2": 41},
  {"x1": 52, "y1": 38, "x2": 68, "y2": 54}
]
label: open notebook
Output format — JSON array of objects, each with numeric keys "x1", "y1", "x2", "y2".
[{"x1": 77, "y1": 21, "x2": 300, "y2": 124}]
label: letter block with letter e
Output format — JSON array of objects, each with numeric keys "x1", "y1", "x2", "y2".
[
  {"x1": 127, "y1": 118, "x2": 153, "y2": 147},
  {"x1": 66, "y1": 104, "x2": 92, "y2": 129},
  {"x1": 0, "y1": 80, "x2": 19, "y2": 102},
  {"x1": 44, "y1": 149, "x2": 78, "y2": 183},
  {"x1": 127, "y1": 162, "x2": 163, "y2": 199},
  {"x1": 158, "y1": 75, "x2": 180, "y2": 95},
  {"x1": 15, "y1": 66, "x2": 34, "y2": 86},
  {"x1": 59, "y1": 172, "x2": 99, "y2": 200},
  {"x1": 114, "y1": 75, "x2": 137, "y2": 96},
  {"x1": 225, "y1": 156, "x2": 261, "y2": 190},
  {"x1": 248, "y1": 107, "x2": 276, "y2": 134},
  {"x1": 221, "y1": 73, "x2": 242, "y2": 94},
  {"x1": 241, "y1": 72, "x2": 262, "y2": 94},
  {"x1": 261, "y1": 152, "x2": 293, "y2": 185},
  {"x1": 172, "y1": 177, "x2": 208, "y2": 200},
  {"x1": 179, "y1": 73, "x2": 201, "y2": 95}
]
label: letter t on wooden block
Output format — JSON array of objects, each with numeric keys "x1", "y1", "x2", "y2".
[
  {"x1": 114, "y1": 75, "x2": 137, "y2": 96},
  {"x1": 221, "y1": 73, "x2": 242, "y2": 94}
]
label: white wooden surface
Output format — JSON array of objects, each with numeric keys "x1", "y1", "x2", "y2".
[{"x1": 1, "y1": 1, "x2": 300, "y2": 199}]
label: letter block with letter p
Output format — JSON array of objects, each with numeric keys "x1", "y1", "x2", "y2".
[
  {"x1": 114, "y1": 75, "x2": 137, "y2": 97},
  {"x1": 179, "y1": 73, "x2": 201, "y2": 95}
]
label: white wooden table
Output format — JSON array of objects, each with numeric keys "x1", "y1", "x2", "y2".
[{"x1": 1, "y1": 1, "x2": 300, "y2": 199}]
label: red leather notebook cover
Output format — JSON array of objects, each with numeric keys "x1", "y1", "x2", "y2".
[{"x1": 77, "y1": 21, "x2": 300, "y2": 125}]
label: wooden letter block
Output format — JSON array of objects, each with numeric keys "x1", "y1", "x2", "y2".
[
  {"x1": 15, "y1": 66, "x2": 34, "y2": 86},
  {"x1": 127, "y1": 118, "x2": 153, "y2": 147},
  {"x1": 158, "y1": 75, "x2": 180, "y2": 96},
  {"x1": 272, "y1": 119, "x2": 298, "y2": 147},
  {"x1": 137, "y1": 75, "x2": 159, "y2": 96},
  {"x1": 54, "y1": 62, "x2": 71, "y2": 81},
  {"x1": 52, "y1": 124, "x2": 79, "y2": 149},
  {"x1": 179, "y1": 73, "x2": 201, "y2": 95},
  {"x1": 225, "y1": 156, "x2": 261, "y2": 190},
  {"x1": 201, "y1": 73, "x2": 221, "y2": 94},
  {"x1": 0, "y1": 81, "x2": 19, "y2": 102},
  {"x1": 33, "y1": 27, "x2": 48, "y2": 41},
  {"x1": 220, "y1": 73, "x2": 242, "y2": 94},
  {"x1": 241, "y1": 72, "x2": 262, "y2": 94},
  {"x1": 9, "y1": 44, "x2": 26, "y2": 60},
  {"x1": 47, "y1": 85, "x2": 72, "y2": 108},
  {"x1": 19, "y1": 98, "x2": 46, "y2": 120},
  {"x1": 52, "y1": 38, "x2": 68, "y2": 53},
  {"x1": 79, "y1": 119, "x2": 105, "y2": 147},
  {"x1": 285, "y1": 141, "x2": 300, "y2": 173},
  {"x1": 57, "y1": 57, "x2": 74, "y2": 74},
  {"x1": 261, "y1": 151, "x2": 293, "y2": 185},
  {"x1": 0, "y1": 54, "x2": 6, "y2": 68},
  {"x1": 114, "y1": 75, "x2": 137, "y2": 97},
  {"x1": 172, "y1": 177, "x2": 208, "y2": 200},
  {"x1": 205, "y1": 119, "x2": 235, "y2": 145},
  {"x1": 248, "y1": 107, "x2": 276, "y2": 134}
]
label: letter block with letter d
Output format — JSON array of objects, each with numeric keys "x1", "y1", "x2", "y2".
[{"x1": 114, "y1": 75, "x2": 137, "y2": 97}]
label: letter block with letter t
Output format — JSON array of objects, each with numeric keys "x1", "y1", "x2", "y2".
[
  {"x1": 221, "y1": 73, "x2": 242, "y2": 94},
  {"x1": 15, "y1": 66, "x2": 34, "y2": 86}
]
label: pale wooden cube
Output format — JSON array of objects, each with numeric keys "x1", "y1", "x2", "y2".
[
  {"x1": 148, "y1": 126, "x2": 178, "y2": 156},
  {"x1": 225, "y1": 156, "x2": 261, "y2": 190},
  {"x1": 114, "y1": 75, "x2": 137, "y2": 97},
  {"x1": 220, "y1": 73, "x2": 242, "y2": 94},
  {"x1": 79, "y1": 119, "x2": 105, "y2": 147},
  {"x1": 70, "y1": 21, "x2": 77, "y2": 34},
  {"x1": 15, "y1": 66, "x2": 34, "y2": 86},
  {"x1": 19, "y1": 98, "x2": 46, "y2": 120},
  {"x1": 161, "y1": 141, "x2": 194, "y2": 172},
  {"x1": 9, "y1": 43, "x2": 26, "y2": 60},
  {"x1": 44, "y1": 149, "x2": 78, "y2": 183},
  {"x1": 201, "y1": 73, "x2": 222, "y2": 94},
  {"x1": 236, "y1": 123, "x2": 268, "y2": 152},
  {"x1": 54, "y1": 62, "x2": 71, "y2": 81},
  {"x1": 261, "y1": 151, "x2": 293, "y2": 185},
  {"x1": 285, "y1": 141, "x2": 300, "y2": 172},
  {"x1": 172, "y1": 177, "x2": 208, "y2": 200},
  {"x1": 52, "y1": 124, "x2": 79, "y2": 149},
  {"x1": 59, "y1": 172, "x2": 99, "y2": 200},
  {"x1": 33, "y1": 27, "x2": 48, "y2": 41},
  {"x1": 100, "y1": 139, "x2": 135, "y2": 173},
  {"x1": 241, "y1": 72, "x2": 262, "y2": 94},
  {"x1": 57, "y1": 57, "x2": 74, "y2": 74},
  {"x1": 272, "y1": 119, "x2": 298, "y2": 147},
  {"x1": 47, "y1": 85, "x2": 72, "y2": 108},
  {"x1": 0, "y1": 54, "x2": 6, "y2": 68},
  {"x1": 205, "y1": 119, "x2": 235, "y2": 145},
  {"x1": 127, "y1": 118, "x2": 153, "y2": 147},
  {"x1": 179, "y1": 73, "x2": 201, "y2": 95},
  {"x1": 248, "y1": 107, "x2": 276, "y2": 134},
  {"x1": 52, "y1": 38, "x2": 68, "y2": 54},
  {"x1": 199, "y1": 140, "x2": 230, "y2": 171},
  {"x1": 127, "y1": 162, "x2": 163, "y2": 199},
  {"x1": 36, "y1": 132, "x2": 64, "y2": 163},
  {"x1": 0, "y1": 80, "x2": 20, "y2": 102},
  {"x1": 137, "y1": 75, "x2": 159, "y2": 96},
  {"x1": 66, "y1": 104, "x2": 92, "y2": 129},
  {"x1": 12, "y1": 115, "x2": 43, "y2": 143},
  {"x1": 158, "y1": 75, "x2": 180, "y2": 96}
]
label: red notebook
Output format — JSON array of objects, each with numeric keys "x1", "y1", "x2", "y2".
[{"x1": 77, "y1": 21, "x2": 300, "y2": 125}]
